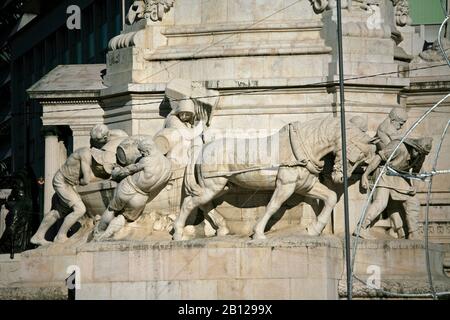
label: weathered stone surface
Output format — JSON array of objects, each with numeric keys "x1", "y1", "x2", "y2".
[
  {"x1": 20, "y1": 0, "x2": 450, "y2": 300},
  {"x1": 1, "y1": 234, "x2": 448, "y2": 299}
]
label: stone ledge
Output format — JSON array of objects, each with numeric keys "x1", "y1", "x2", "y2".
[
  {"x1": 339, "y1": 278, "x2": 450, "y2": 299},
  {"x1": 162, "y1": 20, "x2": 324, "y2": 36},
  {"x1": 146, "y1": 43, "x2": 332, "y2": 61},
  {"x1": 1, "y1": 234, "x2": 449, "y2": 299},
  {"x1": 0, "y1": 286, "x2": 67, "y2": 300},
  {"x1": 78, "y1": 234, "x2": 343, "y2": 253}
]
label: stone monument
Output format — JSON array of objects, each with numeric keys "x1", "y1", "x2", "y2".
[{"x1": 1, "y1": 0, "x2": 449, "y2": 300}]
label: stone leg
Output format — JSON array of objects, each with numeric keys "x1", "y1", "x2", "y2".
[
  {"x1": 54, "y1": 201, "x2": 86, "y2": 243},
  {"x1": 403, "y1": 196, "x2": 420, "y2": 239},
  {"x1": 30, "y1": 209, "x2": 61, "y2": 246},
  {"x1": 93, "y1": 207, "x2": 117, "y2": 241},
  {"x1": 95, "y1": 215, "x2": 126, "y2": 241},
  {"x1": 362, "y1": 188, "x2": 390, "y2": 229},
  {"x1": 303, "y1": 181, "x2": 337, "y2": 236},
  {"x1": 201, "y1": 202, "x2": 230, "y2": 236},
  {"x1": 389, "y1": 211, "x2": 405, "y2": 238}
]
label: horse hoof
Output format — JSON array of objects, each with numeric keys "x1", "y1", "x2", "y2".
[
  {"x1": 217, "y1": 227, "x2": 230, "y2": 236},
  {"x1": 93, "y1": 233, "x2": 104, "y2": 242},
  {"x1": 307, "y1": 224, "x2": 320, "y2": 237},
  {"x1": 30, "y1": 236, "x2": 52, "y2": 247},
  {"x1": 53, "y1": 236, "x2": 68, "y2": 244},
  {"x1": 173, "y1": 232, "x2": 183, "y2": 241},
  {"x1": 252, "y1": 233, "x2": 267, "y2": 240}
]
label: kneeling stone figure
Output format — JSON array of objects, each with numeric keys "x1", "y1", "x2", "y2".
[{"x1": 94, "y1": 139, "x2": 172, "y2": 241}]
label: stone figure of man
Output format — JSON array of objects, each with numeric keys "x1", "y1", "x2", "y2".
[
  {"x1": 31, "y1": 147, "x2": 94, "y2": 245},
  {"x1": 349, "y1": 115, "x2": 368, "y2": 133},
  {"x1": 376, "y1": 108, "x2": 408, "y2": 150},
  {"x1": 31, "y1": 124, "x2": 123, "y2": 246},
  {"x1": 358, "y1": 137, "x2": 433, "y2": 240},
  {"x1": 90, "y1": 124, "x2": 128, "y2": 149},
  {"x1": 163, "y1": 94, "x2": 204, "y2": 170},
  {"x1": 94, "y1": 139, "x2": 172, "y2": 241}
]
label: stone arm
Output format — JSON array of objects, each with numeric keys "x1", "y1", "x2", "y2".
[
  {"x1": 137, "y1": 157, "x2": 157, "y2": 180},
  {"x1": 387, "y1": 132, "x2": 406, "y2": 142},
  {"x1": 111, "y1": 162, "x2": 144, "y2": 181},
  {"x1": 361, "y1": 154, "x2": 382, "y2": 190},
  {"x1": 79, "y1": 149, "x2": 94, "y2": 186},
  {"x1": 126, "y1": 162, "x2": 145, "y2": 175},
  {"x1": 376, "y1": 128, "x2": 392, "y2": 147}
]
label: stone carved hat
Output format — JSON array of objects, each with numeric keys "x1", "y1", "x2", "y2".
[
  {"x1": 165, "y1": 79, "x2": 219, "y2": 120},
  {"x1": 165, "y1": 79, "x2": 195, "y2": 115},
  {"x1": 404, "y1": 137, "x2": 433, "y2": 155},
  {"x1": 349, "y1": 115, "x2": 368, "y2": 132}
]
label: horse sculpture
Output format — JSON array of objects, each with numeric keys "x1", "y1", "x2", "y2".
[{"x1": 173, "y1": 116, "x2": 376, "y2": 240}]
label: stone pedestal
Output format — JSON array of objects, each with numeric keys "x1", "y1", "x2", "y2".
[{"x1": 1, "y1": 233, "x2": 449, "y2": 300}]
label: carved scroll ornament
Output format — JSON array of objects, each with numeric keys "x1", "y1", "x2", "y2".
[{"x1": 127, "y1": 0, "x2": 175, "y2": 25}]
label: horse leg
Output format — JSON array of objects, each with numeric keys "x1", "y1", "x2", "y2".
[
  {"x1": 201, "y1": 202, "x2": 230, "y2": 236},
  {"x1": 302, "y1": 181, "x2": 337, "y2": 236},
  {"x1": 173, "y1": 177, "x2": 228, "y2": 241},
  {"x1": 253, "y1": 168, "x2": 297, "y2": 240}
]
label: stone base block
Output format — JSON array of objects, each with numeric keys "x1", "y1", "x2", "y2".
[{"x1": 0, "y1": 232, "x2": 449, "y2": 300}]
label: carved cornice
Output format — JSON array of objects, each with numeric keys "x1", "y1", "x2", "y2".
[
  {"x1": 42, "y1": 99, "x2": 100, "y2": 105},
  {"x1": 127, "y1": 0, "x2": 175, "y2": 25},
  {"x1": 109, "y1": 0, "x2": 175, "y2": 51}
]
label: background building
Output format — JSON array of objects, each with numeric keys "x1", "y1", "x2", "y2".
[
  {"x1": 1, "y1": 0, "x2": 128, "y2": 216},
  {"x1": 410, "y1": 0, "x2": 448, "y2": 43}
]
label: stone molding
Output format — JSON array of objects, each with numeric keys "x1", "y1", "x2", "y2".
[
  {"x1": 145, "y1": 42, "x2": 332, "y2": 61},
  {"x1": 108, "y1": 0, "x2": 175, "y2": 51},
  {"x1": 40, "y1": 99, "x2": 100, "y2": 105},
  {"x1": 108, "y1": 31, "x2": 140, "y2": 51}
]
